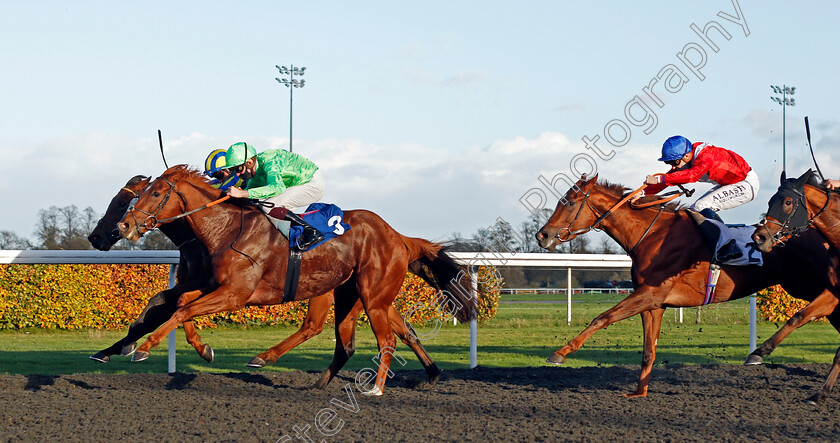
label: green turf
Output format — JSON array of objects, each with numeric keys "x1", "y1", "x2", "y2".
[{"x1": 0, "y1": 300, "x2": 837, "y2": 375}]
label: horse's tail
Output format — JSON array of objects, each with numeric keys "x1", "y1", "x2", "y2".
[{"x1": 400, "y1": 235, "x2": 477, "y2": 323}]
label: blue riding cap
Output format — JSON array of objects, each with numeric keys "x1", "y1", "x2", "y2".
[{"x1": 658, "y1": 135, "x2": 693, "y2": 162}]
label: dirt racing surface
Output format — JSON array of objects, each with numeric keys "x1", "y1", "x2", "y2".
[{"x1": 1, "y1": 364, "x2": 839, "y2": 442}]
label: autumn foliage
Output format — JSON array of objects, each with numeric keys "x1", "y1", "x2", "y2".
[
  {"x1": 0, "y1": 264, "x2": 501, "y2": 330},
  {"x1": 756, "y1": 284, "x2": 824, "y2": 323}
]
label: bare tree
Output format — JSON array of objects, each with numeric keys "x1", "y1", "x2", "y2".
[{"x1": 0, "y1": 231, "x2": 32, "y2": 249}]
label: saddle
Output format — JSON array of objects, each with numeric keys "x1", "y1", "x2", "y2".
[{"x1": 688, "y1": 210, "x2": 762, "y2": 267}]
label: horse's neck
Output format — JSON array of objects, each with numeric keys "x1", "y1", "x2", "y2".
[
  {"x1": 592, "y1": 189, "x2": 678, "y2": 254},
  {"x1": 159, "y1": 220, "x2": 196, "y2": 249},
  {"x1": 181, "y1": 188, "x2": 250, "y2": 253},
  {"x1": 807, "y1": 186, "x2": 840, "y2": 248}
]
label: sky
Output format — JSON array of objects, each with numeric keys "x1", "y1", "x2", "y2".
[{"x1": 1, "y1": 0, "x2": 838, "y2": 247}]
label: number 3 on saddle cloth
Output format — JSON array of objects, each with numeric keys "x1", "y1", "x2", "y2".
[
  {"x1": 693, "y1": 214, "x2": 763, "y2": 305},
  {"x1": 272, "y1": 203, "x2": 352, "y2": 303}
]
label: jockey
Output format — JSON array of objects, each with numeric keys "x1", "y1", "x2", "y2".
[
  {"x1": 633, "y1": 135, "x2": 760, "y2": 223},
  {"x1": 825, "y1": 179, "x2": 840, "y2": 190},
  {"x1": 633, "y1": 135, "x2": 760, "y2": 269},
  {"x1": 203, "y1": 149, "x2": 247, "y2": 192},
  {"x1": 224, "y1": 142, "x2": 325, "y2": 249}
]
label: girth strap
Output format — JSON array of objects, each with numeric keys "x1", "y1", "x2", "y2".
[{"x1": 283, "y1": 248, "x2": 303, "y2": 303}]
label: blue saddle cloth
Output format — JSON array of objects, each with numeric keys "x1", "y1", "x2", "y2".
[
  {"x1": 706, "y1": 219, "x2": 763, "y2": 266},
  {"x1": 289, "y1": 203, "x2": 351, "y2": 251}
]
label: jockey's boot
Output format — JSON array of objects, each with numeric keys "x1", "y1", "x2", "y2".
[
  {"x1": 284, "y1": 211, "x2": 325, "y2": 249},
  {"x1": 686, "y1": 208, "x2": 741, "y2": 264}
]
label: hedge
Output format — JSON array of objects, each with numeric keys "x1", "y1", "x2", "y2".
[
  {"x1": 756, "y1": 284, "x2": 825, "y2": 323},
  {"x1": 0, "y1": 264, "x2": 501, "y2": 330}
]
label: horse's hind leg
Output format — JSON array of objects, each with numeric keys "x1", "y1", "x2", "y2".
[
  {"x1": 626, "y1": 308, "x2": 664, "y2": 398},
  {"x1": 314, "y1": 285, "x2": 361, "y2": 390},
  {"x1": 248, "y1": 292, "x2": 334, "y2": 368},
  {"x1": 389, "y1": 306, "x2": 441, "y2": 384},
  {"x1": 746, "y1": 289, "x2": 838, "y2": 365}
]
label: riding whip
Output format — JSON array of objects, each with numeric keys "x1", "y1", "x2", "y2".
[
  {"x1": 158, "y1": 129, "x2": 169, "y2": 169},
  {"x1": 804, "y1": 117, "x2": 825, "y2": 182}
]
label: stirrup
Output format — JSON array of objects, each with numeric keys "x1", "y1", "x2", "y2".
[{"x1": 296, "y1": 228, "x2": 325, "y2": 249}]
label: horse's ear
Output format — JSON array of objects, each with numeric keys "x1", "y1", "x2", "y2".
[
  {"x1": 791, "y1": 170, "x2": 811, "y2": 189},
  {"x1": 780, "y1": 170, "x2": 786, "y2": 184},
  {"x1": 584, "y1": 173, "x2": 598, "y2": 184}
]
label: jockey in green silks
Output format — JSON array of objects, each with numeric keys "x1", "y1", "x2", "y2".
[{"x1": 224, "y1": 142, "x2": 326, "y2": 249}]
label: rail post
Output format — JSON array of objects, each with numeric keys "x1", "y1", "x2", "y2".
[{"x1": 167, "y1": 264, "x2": 178, "y2": 374}]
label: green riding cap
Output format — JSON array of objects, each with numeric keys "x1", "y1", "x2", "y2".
[{"x1": 225, "y1": 142, "x2": 258, "y2": 168}]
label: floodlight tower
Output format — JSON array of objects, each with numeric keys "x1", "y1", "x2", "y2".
[
  {"x1": 276, "y1": 65, "x2": 306, "y2": 153},
  {"x1": 770, "y1": 84, "x2": 796, "y2": 172}
]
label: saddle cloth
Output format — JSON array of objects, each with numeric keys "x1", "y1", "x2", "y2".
[
  {"x1": 705, "y1": 219, "x2": 763, "y2": 266},
  {"x1": 289, "y1": 203, "x2": 351, "y2": 251}
]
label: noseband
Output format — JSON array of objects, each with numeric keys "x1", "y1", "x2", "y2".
[{"x1": 96, "y1": 187, "x2": 141, "y2": 241}]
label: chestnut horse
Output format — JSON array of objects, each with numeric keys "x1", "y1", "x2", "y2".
[
  {"x1": 535, "y1": 174, "x2": 840, "y2": 399},
  {"x1": 89, "y1": 174, "x2": 450, "y2": 385},
  {"x1": 117, "y1": 165, "x2": 476, "y2": 394},
  {"x1": 752, "y1": 170, "x2": 840, "y2": 402}
]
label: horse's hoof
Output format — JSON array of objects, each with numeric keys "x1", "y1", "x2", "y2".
[
  {"x1": 89, "y1": 352, "x2": 110, "y2": 363},
  {"x1": 426, "y1": 365, "x2": 441, "y2": 385},
  {"x1": 546, "y1": 353, "x2": 566, "y2": 365},
  {"x1": 246, "y1": 356, "x2": 267, "y2": 368},
  {"x1": 131, "y1": 350, "x2": 151, "y2": 362},
  {"x1": 121, "y1": 342, "x2": 137, "y2": 357},
  {"x1": 744, "y1": 354, "x2": 764, "y2": 366},
  {"x1": 201, "y1": 346, "x2": 215, "y2": 364},
  {"x1": 361, "y1": 385, "x2": 383, "y2": 396},
  {"x1": 805, "y1": 394, "x2": 823, "y2": 405}
]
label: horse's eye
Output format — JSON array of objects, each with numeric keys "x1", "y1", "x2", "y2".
[
  {"x1": 153, "y1": 191, "x2": 160, "y2": 197},
  {"x1": 568, "y1": 201, "x2": 576, "y2": 208}
]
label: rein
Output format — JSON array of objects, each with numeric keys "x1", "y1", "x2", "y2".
[
  {"x1": 126, "y1": 177, "x2": 230, "y2": 233},
  {"x1": 558, "y1": 184, "x2": 648, "y2": 240}
]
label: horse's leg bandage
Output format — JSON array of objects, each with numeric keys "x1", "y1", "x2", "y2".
[{"x1": 703, "y1": 263, "x2": 721, "y2": 305}]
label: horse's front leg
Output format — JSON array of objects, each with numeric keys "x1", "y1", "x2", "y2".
[
  {"x1": 132, "y1": 284, "x2": 249, "y2": 362},
  {"x1": 626, "y1": 308, "x2": 665, "y2": 398},
  {"x1": 746, "y1": 289, "x2": 838, "y2": 365},
  {"x1": 547, "y1": 287, "x2": 663, "y2": 365},
  {"x1": 806, "y1": 308, "x2": 840, "y2": 403}
]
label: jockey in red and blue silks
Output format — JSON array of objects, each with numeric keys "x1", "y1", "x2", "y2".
[{"x1": 632, "y1": 135, "x2": 759, "y2": 223}]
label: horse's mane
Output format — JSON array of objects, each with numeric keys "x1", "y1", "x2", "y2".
[
  {"x1": 595, "y1": 179, "x2": 686, "y2": 213},
  {"x1": 164, "y1": 164, "x2": 215, "y2": 190}
]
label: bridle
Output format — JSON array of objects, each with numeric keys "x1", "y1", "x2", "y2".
[
  {"x1": 758, "y1": 184, "x2": 831, "y2": 245},
  {"x1": 124, "y1": 177, "x2": 230, "y2": 238},
  {"x1": 96, "y1": 187, "x2": 140, "y2": 242},
  {"x1": 555, "y1": 184, "x2": 647, "y2": 242}
]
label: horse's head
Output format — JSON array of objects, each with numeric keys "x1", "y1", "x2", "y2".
[
  {"x1": 752, "y1": 169, "x2": 821, "y2": 252},
  {"x1": 117, "y1": 165, "x2": 205, "y2": 242},
  {"x1": 88, "y1": 175, "x2": 151, "y2": 250},
  {"x1": 535, "y1": 174, "x2": 599, "y2": 251}
]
